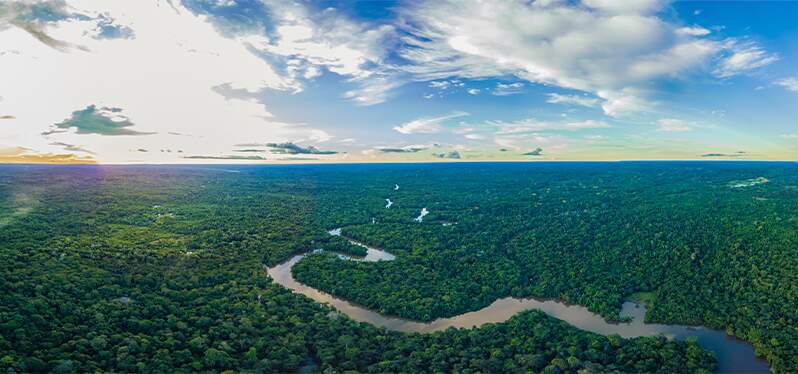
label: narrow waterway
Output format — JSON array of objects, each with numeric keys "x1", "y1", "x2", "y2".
[{"x1": 266, "y1": 232, "x2": 770, "y2": 373}]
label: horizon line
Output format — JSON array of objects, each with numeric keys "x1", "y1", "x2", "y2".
[{"x1": 1, "y1": 159, "x2": 797, "y2": 167}]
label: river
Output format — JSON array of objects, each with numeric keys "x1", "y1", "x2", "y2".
[{"x1": 266, "y1": 232, "x2": 770, "y2": 373}]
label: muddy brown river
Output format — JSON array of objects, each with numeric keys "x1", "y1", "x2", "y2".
[{"x1": 266, "y1": 232, "x2": 770, "y2": 373}]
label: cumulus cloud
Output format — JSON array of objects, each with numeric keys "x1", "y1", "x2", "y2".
[
  {"x1": 467, "y1": 88, "x2": 480, "y2": 95},
  {"x1": 47, "y1": 105, "x2": 153, "y2": 136},
  {"x1": 253, "y1": 1, "x2": 397, "y2": 103},
  {"x1": 433, "y1": 150, "x2": 461, "y2": 159},
  {"x1": 265, "y1": 142, "x2": 338, "y2": 155},
  {"x1": 546, "y1": 93, "x2": 599, "y2": 108},
  {"x1": 393, "y1": 111, "x2": 468, "y2": 134},
  {"x1": 522, "y1": 147, "x2": 544, "y2": 156},
  {"x1": 0, "y1": 0, "x2": 334, "y2": 163},
  {"x1": 397, "y1": 0, "x2": 774, "y2": 116},
  {"x1": 775, "y1": 77, "x2": 798, "y2": 92}
]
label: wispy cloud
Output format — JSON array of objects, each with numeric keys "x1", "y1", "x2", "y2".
[
  {"x1": 343, "y1": 77, "x2": 403, "y2": 106},
  {"x1": 775, "y1": 77, "x2": 798, "y2": 92},
  {"x1": 393, "y1": 111, "x2": 468, "y2": 134},
  {"x1": 492, "y1": 119, "x2": 611, "y2": 135},
  {"x1": 657, "y1": 118, "x2": 692, "y2": 132},
  {"x1": 700, "y1": 151, "x2": 746, "y2": 158},
  {"x1": 546, "y1": 93, "x2": 599, "y2": 108},
  {"x1": 183, "y1": 155, "x2": 267, "y2": 160},
  {"x1": 714, "y1": 40, "x2": 779, "y2": 78},
  {"x1": 377, "y1": 145, "x2": 428, "y2": 153},
  {"x1": 49, "y1": 141, "x2": 95, "y2": 155},
  {"x1": 493, "y1": 82, "x2": 524, "y2": 96}
]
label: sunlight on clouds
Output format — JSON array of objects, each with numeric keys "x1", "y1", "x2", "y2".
[
  {"x1": 0, "y1": 0, "x2": 330, "y2": 163},
  {"x1": 256, "y1": 1, "x2": 396, "y2": 103},
  {"x1": 0, "y1": 0, "x2": 792, "y2": 162},
  {"x1": 398, "y1": 0, "x2": 776, "y2": 117}
]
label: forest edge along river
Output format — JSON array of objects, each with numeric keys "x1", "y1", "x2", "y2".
[{"x1": 266, "y1": 228, "x2": 770, "y2": 373}]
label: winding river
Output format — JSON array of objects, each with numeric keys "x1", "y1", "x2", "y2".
[{"x1": 266, "y1": 231, "x2": 770, "y2": 373}]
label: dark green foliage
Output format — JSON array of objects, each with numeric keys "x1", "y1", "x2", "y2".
[
  {"x1": 1, "y1": 162, "x2": 790, "y2": 372},
  {"x1": 322, "y1": 235, "x2": 368, "y2": 257},
  {"x1": 291, "y1": 162, "x2": 797, "y2": 373}
]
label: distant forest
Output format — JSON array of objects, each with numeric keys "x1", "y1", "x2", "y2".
[{"x1": 1, "y1": 162, "x2": 796, "y2": 372}]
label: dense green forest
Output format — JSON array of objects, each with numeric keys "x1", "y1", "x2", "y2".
[{"x1": 0, "y1": 162, "x2": 795, "y2": 372}]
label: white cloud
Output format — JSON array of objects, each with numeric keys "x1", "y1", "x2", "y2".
[
  {"x1": 546, "y1": 93, "x2": 599, "y2": 107},
  {"x1": 429, "y1": 80, "x2": 451, "y2": 90},
  {"x1": 676, "y1": 26, "x2": 711, "y2": 37},
  {"x1": 464, "y1": 133, "x2": 485, "y2": 140},
  {"x1": 713, "y1": 40, "x2": 778, "y2": 78},
  {"x1": 0, "y1": 0, "x2": 332, "y2": 163},
  {"x1": 598, "y1": 89, "x2": 652, "y2": 117},
  {"x1": 494, "y1": 133, "x2": 569, "y2": 151},
  {"x1": 393, "y1": 111, "x2": 469, "y2": 134},
  {"x1": 467, "y1": 88, "x2": 480, "y2": 95},
  {"x1": 581, "y1": 0, "x2": 665, "y2": 14},
  {"x1": 493, "y1": 82, "x2": 524, "y2": 96},
  {"x1": 343, "y1": 77, "x2": 402, "y2": 106},
  {"x1": 493, "y1": 119, "x2": 610, "y2": 134},
  {"x1": 254, "y1": 2, "x2": 397, "y2": 103},
  {"x1": 453, "y1": 117, "x2": 608, "y2": 151},
  {"x1": 397, "y1": 0, "x2": 775, "y2": 116},
  {"x1": 657, "y1": 118, "x2": 692, "y2": 132},
  {"x1": 775, "y1": 77, "x2": 798, "y2": 92},
  {"x1": 780, "y1": 134, "x2": 798, "y2": 139},
  {"x1": 261, "y1": 3, "x2": 393, "y2": 80}
]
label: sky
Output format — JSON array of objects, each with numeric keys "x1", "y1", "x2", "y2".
[{"x1": 0, "y1": 0, "x2": 796, "y2": 164}]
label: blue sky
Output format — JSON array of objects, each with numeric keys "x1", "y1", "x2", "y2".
[{"x1": 0, "y1": 0, "x2": 796, "y2": 163}]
